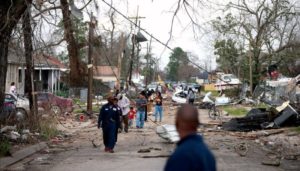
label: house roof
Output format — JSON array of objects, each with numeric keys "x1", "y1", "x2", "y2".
[
  {"x1": 7, "y1": 51, "x2": 66, "y2": 69},
  {"x1": 34, "y1": 54, "x2": 66, "y2": 69},
  {"x1": 93, "y1": 66, "x2": 118, "y2": 77}
]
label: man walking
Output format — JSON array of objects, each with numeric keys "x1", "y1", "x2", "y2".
[
  {"x1": 117, "y1": 94, "x2": 130, "y2": 133},
  {"x1": 135, "y1": 92, "x2": 147, "y2": 128},
  {"x1": 186, "y1": 88, "x2": 195, "y2": 104},
  {"x1": 164, "y1": 104, "x2": 216, "y2": 171},
  {"x1": 98, "y1": 96, "x2": 121, "y2": 153}
]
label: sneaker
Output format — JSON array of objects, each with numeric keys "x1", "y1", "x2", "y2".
[{"x1": 109, "y1": 149, "x2": 114, "y2": 153}]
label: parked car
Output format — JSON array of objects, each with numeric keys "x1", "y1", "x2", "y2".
[
  {"x1": 0, "y1": 93, "x2": 29, "y2": 122},
  {"x1": 36, "y1": 92, "x2": 73, "y2": 115}
]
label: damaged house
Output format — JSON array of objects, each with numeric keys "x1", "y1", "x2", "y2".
[{"x1": 223, "y1": 75, "x2": 300, "y2": 131}]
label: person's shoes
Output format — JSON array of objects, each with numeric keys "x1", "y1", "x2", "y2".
[
  {"x1": 136, "y1": 126, "x2": 140, "y2": 129},
  {"x1": 109, "y1": 149, "x2": 114, "y2": 153},
  {"x1": 154, "y1": 120, "x2": 157, "y2": 123},
  {"x1": 104, "y1": 147, "x2": 109, "y2": 152}
]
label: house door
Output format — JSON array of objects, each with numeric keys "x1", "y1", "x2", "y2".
[{"x1": 42, "y1": 70, "x2": 49, "y2": 91}]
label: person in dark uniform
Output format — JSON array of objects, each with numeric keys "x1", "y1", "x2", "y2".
[
  {"x1": 98, "y1": 96, "x2": 121, "y2": 153},
  {"x1": 164, "y1": 104, "x2": 216, "y2": 171}
]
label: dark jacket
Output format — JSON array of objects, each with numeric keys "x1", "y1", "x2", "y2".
[
  {"x1": 164, "y1": 134, "x2": 216, "y2": 171},
  {"x1": 98, "y1": 103, "x2": 121, "y2": 128}
]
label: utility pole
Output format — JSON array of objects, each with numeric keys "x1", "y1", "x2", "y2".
[
  {"x1": 136, "y1": 20, "x2": 141, "y2": 74},
  {"x1": 87, "y1": 13, "x2": 97, "y2": 114},
  {"x1": 145, "y1": 36, "x2": 152, "y2": 86},
  {"x1": 128, "y1": 6, "x2": 145, "y2": 86},
  {"x1": 128, "y1": 34, "x2": 135, "y2": 86},
  {"x1": 117, "y1": 33, "x2": 125, "y2": 89},
  {"x1": 249, "y1": 49, "x2": 253, "y2": 95}
]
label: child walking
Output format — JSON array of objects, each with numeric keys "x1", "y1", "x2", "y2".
[{"x1": 128, "y1": 106, "x2": 136, "y2": 128}]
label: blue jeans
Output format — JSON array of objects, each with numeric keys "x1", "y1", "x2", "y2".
[
  {"x1": 155, "y1": 105, "x2": 163, "y2": 122},
  {"x1": 136, "y1": 111, "x2": 145, "y2": 128}
]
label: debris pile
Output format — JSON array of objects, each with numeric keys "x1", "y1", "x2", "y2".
[
  {"x1": 0, "y1": 126, "x2": 41, "y2": 142},
  {"x1": 156, "y1": 125, "x2": 179, "y2": 143}
]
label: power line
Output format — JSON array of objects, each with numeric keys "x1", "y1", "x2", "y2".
[
  {"x1": 100, "y1": 0, "x2": 210, "y2": 73},
  {"x1": 101, "y1": 0, "x2": 231, "y2": 83}
]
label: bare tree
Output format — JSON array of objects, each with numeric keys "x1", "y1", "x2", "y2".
[
  {"x1": 23, "y1": 3, "x2": 38, "y2": 117},
  {"x1": 0, "y1": 0, "x2": 27, "y2": 112}
]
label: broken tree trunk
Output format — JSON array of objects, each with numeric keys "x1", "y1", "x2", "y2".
[
  {"x1": 22, "y1": 4, "x2": 38, "y2": 119},
  {"x1": 60, "y1": 0, "x2": 86, "y2": 87},
  {"x1": 0, "y1": 0, "x2": 27, "y2": 113}
]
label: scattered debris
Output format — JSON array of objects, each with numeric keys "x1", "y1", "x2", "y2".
[
  {"x1": 261, "y1": 159, "x2": 281, "y2": 166},
  {"x1": 284, "y1": 155, "x2": 297, "y2": 160},
  {"x1": 234, "y1": 142, "x2": 248, "y2": 157},
  {"x1": 138, "y1": 149, "x2": 151, "y2": 153},
  {"x1": 91, "y1": 139, "x2": 98, "y2": 148},
  {"x1": 51, "y1": 136, "x2": 64, "y2": 144},
  {"x1": 141, "y1": 155, "x2": 170, "y2": 158},
  {"x1": 149, "y1": 147, "x2": 162, "y2": 151},
  {"x1": 156, "y1": 125, "x2": 179, "y2": 143},
  {"x1": 9, "y1": 131, "x2": 20, "y2": 141},
  {"x1": 0, "y1": 125, "x2": 17, "y2": 133}
]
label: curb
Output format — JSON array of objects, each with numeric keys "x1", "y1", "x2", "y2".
[{"x1": 0, "y1": 142, "x2": 47, "y2": 170}]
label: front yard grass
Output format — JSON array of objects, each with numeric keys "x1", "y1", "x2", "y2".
[{"x1": 221, "y1": 106, "x2": 249, "y2": 117}]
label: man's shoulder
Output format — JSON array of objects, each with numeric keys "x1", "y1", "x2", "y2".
[
  {"x1": 101, "y1": 103, "x2": 109, "y2": 108},
  {"x1": 176, "y1": 135, "x2": 211, "y2": 156}
]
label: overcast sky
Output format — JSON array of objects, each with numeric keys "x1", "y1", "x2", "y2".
[{"x1": 91, "y1": 0, "x2": 228, "y2": 70}]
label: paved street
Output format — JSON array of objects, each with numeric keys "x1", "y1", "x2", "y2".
[{"x1": 6, "y1": 108, "x2": 300, "y2": 171}]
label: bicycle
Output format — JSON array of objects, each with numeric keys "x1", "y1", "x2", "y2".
[{"x1": 208, "y1": 103, "x2": 222, "y2": 121}]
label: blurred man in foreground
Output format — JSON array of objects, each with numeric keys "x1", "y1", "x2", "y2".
[{"x1": 164, "y1": 104, "x2": 216, "y2": 171}]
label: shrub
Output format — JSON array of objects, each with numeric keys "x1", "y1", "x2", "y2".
[{"x1": 0, "y1": 136, "x2": 11, "y2": 157}]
